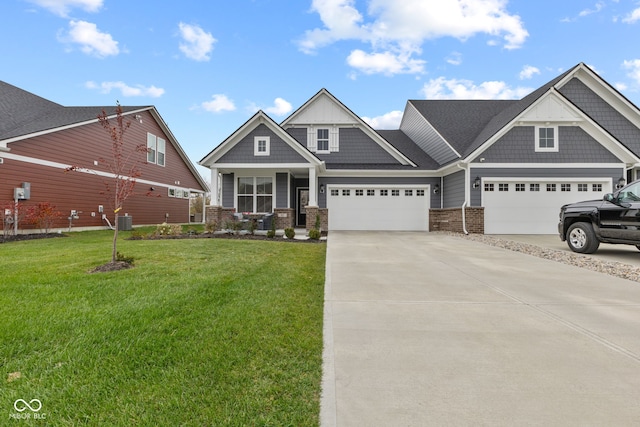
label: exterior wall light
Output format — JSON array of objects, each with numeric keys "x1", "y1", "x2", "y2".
[
  {"x1": 433, "y1": 184, "x2": 440, "y2": 194},
  {"x1": 473, "y1": 176, "x2": 481, "y2": 189},
  {"x1": 320, "y1": 184, "x2": 325, "y2": 193},
  {"x1": 617, "y1": 177, "x2": 626, "y2": 189}
]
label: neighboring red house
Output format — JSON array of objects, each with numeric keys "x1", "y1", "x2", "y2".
[{"x1": 0, "y1": 81, "x2": 208, "y2": 232}]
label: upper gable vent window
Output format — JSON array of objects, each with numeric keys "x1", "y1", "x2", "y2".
[
  {"x1": 536, "y1": 126, "x2": 558, "y2": 152},
  {"x1": 254, "y1": 136, "x2": 270, "y2": 156},
  {"x1": 317, "y1": 129, "x2": 329, "y2": 152}
]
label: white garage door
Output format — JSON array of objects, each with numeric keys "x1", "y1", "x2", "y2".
[
  {"x1": 327, "y1": 185, "x2": 430, "y2": 231},
  {"x1": 483, "y1": 180, "x2": 611, "y2": 234}
]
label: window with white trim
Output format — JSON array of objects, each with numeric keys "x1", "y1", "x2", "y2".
[
  {"x1": 342, "y1": 189, "x2": 350, "y2": 196},
  {"x1": 547, "y1": 183, "x2": 556, "y2": 192},
  {"x1": 380, "y1": 189, "x2": 388, "y2": 196},
  {"x1": 237, "y1": 177, "x2": 272, "y2": 213},
  {"x1": 499, "y1": 183, "x2": 509, "y2": 192},
  {"x1": 405, "y1": 190, "x2": 413, "y2": 196},
  {"x1": 392, "y1": 189, "x2": 400, "y2": 196},
  {"x1": 578, "y1": 183, "x2": 588, "y2": 192},
  {"x1": 330, "y1": 189, "x2": 339, "y2": 196},
  {"x1": 530, "y1": 183, "x2": 540, "y2": 192},
  {"x1": 147, "y1": 133, "x2": 166, "y2": 166},
  {"x1": 317, "y1": 129, "x2": 329, "y2": 152},
  {"x1": 355, "y1": 189, "x2": 363, "y2": 196},
  {"x1": 536, "y1": 126, "x2": 558, "y2": 152},
  {"x1": 484, "y1": 183, "x2": 494, "y2": 192},
  {"x1": 561, "y1": 183, "x2": 571, "y2": 192},
  {"x1": 417, "y1": 189, "x2": 425, "y2": 196},
  {"x1": 367, "y1": 189, "x2": 375, "y2": 196},
  {"x1": 593, "y1": 184, "x2": 602, "y2": 192},
  {"x1": 515, "y1": 183, "x2": 525, "y2": 192},
  {"x1": 254, "y1": 136, "x2": 270, "y2": 156}
]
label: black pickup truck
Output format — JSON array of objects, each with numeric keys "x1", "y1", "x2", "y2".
[{"x1": 558, "y1": 179, "x2": 640, "y2": 253}]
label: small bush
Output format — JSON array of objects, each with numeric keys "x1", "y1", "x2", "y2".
[
  {"x1": 129, "y1": 229, "x2": 146, "y2": 240},
  {"x1": 223, "y1": 219, "x2": 243, "y2": 234},
  {"x1": 204, "y1": 219, "x2": 218, "y2": 233},
  {"x1": 267, "y1": 217, "x2": 276, "y2": 238},
  {"x1": 314, "y1": 213, "x2": 321, "y2": 231},
  {"x1": 155, "y1": 222, "x2": 183, "y2": 236},
  {"x1": 284, "y1": 227, "x2": 295, "y2": 239},
  {"x1": 246, "y1": 219, "x2": 257, "y2": 235},
  {"x1": 116, "y1": 252, "x2": 135, "y2": 265},
  {"x1": 308, "y1": 228, "x2": 321, "y2": 240}
]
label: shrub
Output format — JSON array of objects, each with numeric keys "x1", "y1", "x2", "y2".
[
  {"x1": 308, "y1": 228, "x2": 321, "y2": 240},
  {"x1": 129, "y1": 229, "x2": 146, "y2": 240},
  {"x1": 314, "y1": 213, "x2": 321, "y2": 231},
  {"x1": 267, "y1": 217, "x2": 276, "y2": 238},
  {"x1": 204, "y1": 219, "x2": 218, "y2": 233},
  {"x1": 246, "y1": 219, "x2": 257, "y2": 235},
  {"x1": 223, "y1": 219, "x2": 243, "y2": 234},
  {"x1": 284, "y1": 227, "x2": 295, "y2": 239},
  {"x1": 115, "y1": 251, "x2": 134, "y2": 265},
  {"x1": 155, "y1": 222, "x2": 183, "y2": 236},
  {"x1": 25, "y1": 202, "x2": 62, "y2": 233}
]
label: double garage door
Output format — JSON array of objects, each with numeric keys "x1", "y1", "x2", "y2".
[
  {"x1": 327, "y1": 185, "x2": 430, "y2": 231},
  {"x1": 483, "y1": 179, "x2": 611, "y2": 234}
]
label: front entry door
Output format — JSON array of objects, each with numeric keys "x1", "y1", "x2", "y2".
[{"x1": 297, "y1": 188, "x2": 309, "y2": 227}]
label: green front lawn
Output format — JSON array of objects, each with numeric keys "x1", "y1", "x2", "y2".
[{"x1": 1, "y1": 230, "x2": 326, "y2": 425}]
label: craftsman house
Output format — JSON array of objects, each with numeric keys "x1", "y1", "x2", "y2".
[
  {"x1": 199, "y1": 62, "x2": 640, "y2": 234},
  {"x1": 0, "y1": 81, "x2": 208, "y2": 232}
]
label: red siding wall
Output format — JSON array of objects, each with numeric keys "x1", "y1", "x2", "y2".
[{"x1": 1, "y1": 110, "x2": 205, "y2": 231}]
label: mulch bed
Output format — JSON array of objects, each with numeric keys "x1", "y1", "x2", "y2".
[
  {"x1": 0, "y1": 233, "x2": 68, "y2": 243},
  {"x1": 129, "y1": 232, "x2": 326, "y2": 243}
]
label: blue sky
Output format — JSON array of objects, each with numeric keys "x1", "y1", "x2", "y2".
[{"x1": 3, "y1": 0, "x2": 640, "y2": 181}]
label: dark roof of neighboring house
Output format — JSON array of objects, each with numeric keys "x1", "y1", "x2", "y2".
[
  {"x1": 376, "y1": 129, "x2": 440, "y2": 170},
  {"x1": 0, "y1": 80, "x2": 147, "y2": 141}
]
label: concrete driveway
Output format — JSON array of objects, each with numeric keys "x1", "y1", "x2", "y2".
[{"x1": 321, "y1": 232, "x2": 640, "y2": 426}]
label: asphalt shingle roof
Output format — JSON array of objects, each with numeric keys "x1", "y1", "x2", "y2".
[{"x1": 0, "y1": 80, "x2": 148, "y2": 141}]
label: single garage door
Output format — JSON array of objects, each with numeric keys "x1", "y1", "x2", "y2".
[
  {"x1": 483, "y1": 179, "x2": 611, "y2": 234},
  {"x1": 327, "y1": 185, "x2": 430, "y2": 231}
]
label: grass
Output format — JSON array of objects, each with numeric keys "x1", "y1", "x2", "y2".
[{"x1": 1, "y1": 229, "x2": 326, "y2": 425}]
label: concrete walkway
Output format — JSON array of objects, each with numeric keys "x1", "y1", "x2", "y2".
[{"x1": 320, "y1": 232, "x2": 640, "y2": 426}]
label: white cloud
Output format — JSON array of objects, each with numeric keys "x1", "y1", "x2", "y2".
[
  {"x1": 362, "y1": 110, "x2": 403, "y2": 129},
  {"x1": 264, "y1": 98, "x2": 293, "y2": 116},
  {"x1": 446, "y1": 52, "x2": 463, "y2": 66},
  {"x1": 579, "y1": 1, "x2": 605, "y2": 17},
  {"x1": 298, "y1": 0, "x2": 528, "y2": 75},
  {"x1": 178, "y1": 22, "x2": 216, "y2": 61},
  {"x1": 421, "y1": 77, "x2": 532, "y2": 100},
  {"x1": 347, "y1": 49, "x2": 425, "y2": 75},
  {"x1": 623, "y1": 59, "x2": 640, "y2": 85},
  {"x1": 622, "y1": 7, "x2": 640, "y2": 23},
  {"x1": 201, "y1": 94, "x2": 236, "y2": 113},
  {"x1": 519, "y1": 65, "x2": 540, "y2": 80},
  {"x1": 85, "y1": 81, "x2": 165, "y2": 97},
  {"x1": 28, "y1": 0, "x2": 102, "y2": 17},
  {"x1": 60, "y1": 20, "x2": 119, "y2": 58}
]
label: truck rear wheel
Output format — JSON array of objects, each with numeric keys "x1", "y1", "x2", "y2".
[{"x1": 566, "y1": 222, "x2": 600, "y2": 254}]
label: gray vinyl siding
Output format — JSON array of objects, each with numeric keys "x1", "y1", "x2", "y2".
[
  {"x1": 443, "y1": 170, "x2": 465, "y2": 208},
  {"x1": 222, "y1": 173, "x2": 234, "y2": 207},
  {"x1": 288, "y1": 127, "x2": 401, "y2": 165},
  {"x1": 217, "y1": 124, "x2": 308, "y2": 164},
  {"x1": 317, "y1": 176, "x2": 440, "y2": 209},
  {"x1": 478, "y1": 126, "x2": 621, "y2": 163},
  {"x1": 559, "y1": 78, "x2": 640, "y2": 154},
  {"x1": 400, "y1": 102, "x2": 459, "y2": 165},
  {"x1": 468, "y1": 167, "x2": 622, "y2": 206},
  {"x1": 276, "y1": 173, "x2": 289, "y2": 208}
]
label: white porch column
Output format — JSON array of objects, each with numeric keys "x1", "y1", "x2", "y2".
[
  {"x1": 308, "y1": 166, "x2": 318, "y2": 207},
  {"x1": 210, "y1": 168, "x2": 220, "y2": 206}
]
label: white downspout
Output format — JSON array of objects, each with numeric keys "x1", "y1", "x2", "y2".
[{"x1": 456, "y1": 163, "x2": 469, "y2": 235}]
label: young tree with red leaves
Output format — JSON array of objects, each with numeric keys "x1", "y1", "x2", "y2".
[
  {"x1": 25, "y1": 202, "x2": 63, "y2": 233},
  {"x1": 67, "y1": 103, "x2": 149, "y2": 264}
]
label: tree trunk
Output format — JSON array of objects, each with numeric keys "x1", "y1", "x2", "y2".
[{"x1": 112, "y1": 212, "x2": 119, "y2": 263}]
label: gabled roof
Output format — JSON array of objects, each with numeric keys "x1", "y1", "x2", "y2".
[
  {"x1": 281, "y1": 88, "x2": 417, "y2": 167},
  {"x1": 0, "y1": 80, "x2": 208, "y2": 192},
  {"x1": 0, "y1": 81, "x2": 145, "y2": 141},
  {"x1": 199, "y1": 110, "x2": 323, "y2": 167}
]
